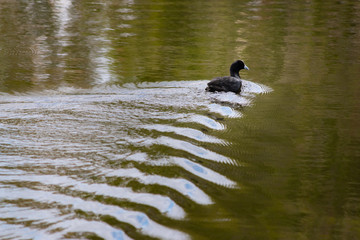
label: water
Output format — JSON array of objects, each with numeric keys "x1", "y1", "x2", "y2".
[{"x1": 1, "y1": 0, "x2": 360, "y2": 239}]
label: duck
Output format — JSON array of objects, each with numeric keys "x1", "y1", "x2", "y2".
[{"x1": 206, "y1": 60, "x2": 249, "y2": 94}]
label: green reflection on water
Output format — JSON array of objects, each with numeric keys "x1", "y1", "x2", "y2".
[{"x1": 1, "y1": 0, "x2": 360, "y2": 239}]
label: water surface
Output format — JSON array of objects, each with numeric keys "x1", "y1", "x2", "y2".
[{"x1": 1, "y1": 0, "x2": 360, "y2": 239}]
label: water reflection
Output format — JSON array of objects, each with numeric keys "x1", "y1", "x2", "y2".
[
  {"x1": 0, "y1": 79, "x2": 268, "y2": 239},
  {"x1": 105, "y1": 168, "x2": 213, "y2": 205},
  {"x1": 1, "y1": 0, "x2": 360, "y2": 239}
]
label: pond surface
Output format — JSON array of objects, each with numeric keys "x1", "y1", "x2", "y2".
[{"x1": 1, "y1": 0, "x2": 360, "y2": 239}]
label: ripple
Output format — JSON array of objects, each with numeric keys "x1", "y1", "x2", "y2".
[
  {"x1": 125, "y1": 136, "x2": 235, "y2": 165},
  {"x1": 0, "y1": 222, "x2": 61, "y2": 240},
  {"x1": 207, "y1": 103, "x2": 242, "y2": 118},
  {"x1": 140, "y1": 124, "x2": 226, "y2": 143},
  {"x1": 0, "y1": 79, "x2": 271, "y2": 239},
  {"x1": 242, "y1": 79, "x2": 273, "y2": 94},
  {"x1": 180, "y1": 114, "x2": 225, "y2": 130},
  {"x1": 116, "y1": 152, "x2": 238, "y2": 187},
  {"x1": 156, "y1": 136, "x2": 235, "y2": 164},
  {"x1": 0, "y1": 173, "x2": 185, "y2": 219},
  {"x1": 0, "y1": 187, "x2": 189, "y2": 240},
  {"x1": 170, "y1": 157, "x2": 238, "y2": 188},
  {"x1": 105, "y1": 168, "x2": 213, "y2": 205},
  {"x1": 50, "y1": 219, "x2": 132, "y2": 240}
]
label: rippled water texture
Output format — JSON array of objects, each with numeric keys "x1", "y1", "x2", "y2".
[
  {"x1": 0, "y1": 80, "x2": 270, "y2": 239},
  {"x1": 1, "y1": 1, "x2": 360, "y2": 240}
]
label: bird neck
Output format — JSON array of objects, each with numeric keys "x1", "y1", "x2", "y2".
[
  {"x1": 231, "y1": 71, "x2": 240, "y2": 79},
  {"x1": 230, "y1": 65, "x2": 241, "y2": 79}
]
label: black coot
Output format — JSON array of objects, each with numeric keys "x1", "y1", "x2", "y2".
[{"x1": 206, "y1": 60, "x2": 249, "y2": 94}]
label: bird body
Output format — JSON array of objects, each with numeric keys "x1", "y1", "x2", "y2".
[
  {"x1": 206, "y1": 60, "x2": 249, "y2": 94},
  {"x1": 206, "y1": 76, "x2": 242, "y2": 93}
]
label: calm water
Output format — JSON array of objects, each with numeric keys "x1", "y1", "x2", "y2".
[{"x1": 1, "y1": 0, "x2": 360, "y2": 239}]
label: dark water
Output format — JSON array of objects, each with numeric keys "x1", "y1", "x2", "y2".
[{"x1": 1, "y1": 0, "x2": 360, "y2": 239}]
